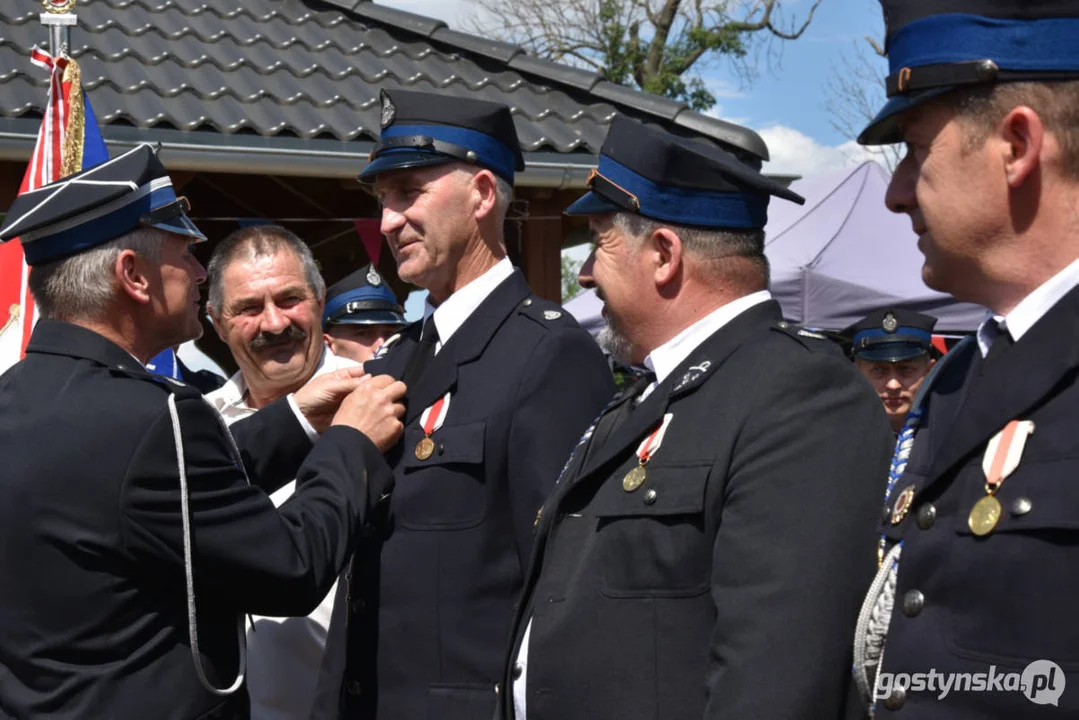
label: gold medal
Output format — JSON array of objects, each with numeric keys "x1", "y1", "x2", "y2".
[
  {"x1": 968, "y1": 495, "x2": 1003, "y2": 536},
  {"x1": 622, "y1": 465, "x2": 647, "y2": 492},
  {"x1": 415, "y1": 436, "x2": 435, "y2": 460}
]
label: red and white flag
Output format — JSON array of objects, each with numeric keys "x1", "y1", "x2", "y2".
[{"x1": 0, "y1": 49, "x2": 109, "y2": 373}]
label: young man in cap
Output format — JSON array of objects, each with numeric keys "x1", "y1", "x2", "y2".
[
  {"x1": 495, "y1": 115, "x2": 894, "y2": 720},
  {"x1": 322, "y1": 263, "x2": 408, "y2": 364},
  {"x1": 312, "y1": 90, "x2": 614, "y2": 720},
  {"x1": 0, "y1": 145, "x2": 407, "y2": 720},
  {"x1": 848, "y1": 308, "x2": 938, "y2": 434},
  {"x1": 203, "y1": 225, "x2": 363, "y2": 720},
  {"x1": 854, "y1": 1, "x2": 1079, "y2": 715}
]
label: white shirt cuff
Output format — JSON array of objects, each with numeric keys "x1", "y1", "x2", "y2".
[{"x1": 287, "y1": 393, "x2": 320, "y2": 443}]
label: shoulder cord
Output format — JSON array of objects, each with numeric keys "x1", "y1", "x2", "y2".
[{"x1": 166, "y1": 393, "x2": 247, "y2": 696}]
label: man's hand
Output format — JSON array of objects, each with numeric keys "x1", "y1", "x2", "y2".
[
  {"x1": 292, "y1": 366, "x2": 368, "y2": 434},
  {"x1": 332, "y1": 375, "x2": 407, "y2": 452}
]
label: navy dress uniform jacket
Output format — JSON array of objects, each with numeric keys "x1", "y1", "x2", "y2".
[
  {"x1": 496, "y1": 300, "x2": 894, "y2": 720},
  {"x1": 0, "y1": 321, "x2": 391, "y2": 720},
  {"x1": 874, "y1": 286, "x2": 1079, "y2": 717},
  {"x1": 312, "y1": 270, "x2": 614, "y2": 720}
]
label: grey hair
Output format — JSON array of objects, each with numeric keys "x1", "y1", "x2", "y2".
[
  {"x1": 612, "y1": 212, "x2": 769, "y2": 285},
  {"x1": 493, "y1": 175, "x2": 514, "y2": 224},
  {"x1": 28, "y1": 227, "x2": 164, "y2": 321},
  {"x1": 206, "y1": 225, "x2": 325, "y2": 314}
]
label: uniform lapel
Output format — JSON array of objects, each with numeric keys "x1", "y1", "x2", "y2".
[
  {"x1": 574, "y1": 300, "x2": 782, "y2": 484},
  {"x1": 363, "y1": 323, "x2": 420, "y2": 380},
  {"x1": 924, "y1": 286, "x2": 1079, "y2": 484},
  {"x1": 404, "y1": 270, "x2": 531, "y2": 425}
]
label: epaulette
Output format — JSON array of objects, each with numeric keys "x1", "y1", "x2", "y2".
[
  {"x1": 110, "y1": 361, "x2": 204, "y2": 400},
  {"x1": 771, "y1": 321, "x2": 841, "y2": 354},
  {"x1": 518, "y1": 296, "x2": 571, "y2": 329}
]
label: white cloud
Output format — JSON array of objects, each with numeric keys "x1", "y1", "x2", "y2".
[
  {"x1": 378, "y1": 0, "x2": 480, "y2": 28},
  {"x1": 756, "y1": 124, "x2": 890, "y2": 178}
]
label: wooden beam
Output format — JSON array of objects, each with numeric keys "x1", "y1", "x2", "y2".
[{"x1": 518, "y1": 194, "x2": 564, "y2": 302}]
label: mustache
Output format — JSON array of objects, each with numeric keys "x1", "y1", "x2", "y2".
[{"x1": 249, "y1": 325, "x2": 307, "y2": 352}]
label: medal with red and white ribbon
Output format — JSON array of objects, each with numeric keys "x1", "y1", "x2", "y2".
[
  {"x1": 415, "y1": 392, "x2": 451, "y2": 460},
  {"x1": 968, "y1": 419, "x2": 1034, "y2": 536},
  {"x1": 622, "y1": 413, "x2": 674, "y2": 492}
]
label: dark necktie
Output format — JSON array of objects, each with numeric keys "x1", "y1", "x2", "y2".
[
  {"x1": 401, "y1": 319, "x2": 440, "y2": 389},
  {"x1": 983, "y1": 319, "x2": 1014, "y2": 369},
  {"x1": 584, "y1": 370, "x2": 657, "y2": 464}
]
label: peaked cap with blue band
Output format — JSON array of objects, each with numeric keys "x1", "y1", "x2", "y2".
[
  {"x1": 565, "y1": 115, "x2": 804, "y2": 229},
  {"x1": 358, "y1": 89, "x2": 525, "y2": 185},
  {"x1": 323, "y1": 263, "x2": 407, "y2": 327},
  {"x1": 848, "y1": 308, "x2": 938, "y2": 362},
  {"x1": 0, "y1": 143, "x2": 205, "y2": 266},
  {"x1": 860, "y1": 0, "x2": 1079, "y2": 145}
]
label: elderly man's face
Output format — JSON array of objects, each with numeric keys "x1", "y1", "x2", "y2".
[
  {"x1": 324, "y1": 323, "x2": 399, "y2": 364},
  {"x1": 211, "y1": 248, "x2": 324, "y2": 394},
  {"x1": 376, "y1": 164, "x2": 478, "y2": 303}
]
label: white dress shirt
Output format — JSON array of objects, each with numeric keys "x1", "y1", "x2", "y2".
[
  {"x1": 422, "y1": 256, "x2": 515, "y2": 352},
  {"x1": 976, "y1": 257, "x2": 1079, "y2": 357},
  {"x1": 511, "y1": 289, "x2": 772, "y2": 720},
  {"x1": 204, "y1": 347, "x2": 358, "y2": 720}
]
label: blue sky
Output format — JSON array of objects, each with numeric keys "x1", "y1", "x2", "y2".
[{"x1": 382, "y1": 0, "x2": 894, "y2": 177}]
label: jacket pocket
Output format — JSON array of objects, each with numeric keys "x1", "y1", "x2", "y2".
[
  {"x1": 593, "y1": 462, "x2": 711, "y2": 598},
  {"x1": 396, "y1": 421, "x2": 488, "y2": 530},
  {"x1": 426, "y1": 682, "x2": 496, "y2": 720},
  {"x1": 949, "y1": 459, "x2": 1079, "y2": 664}
]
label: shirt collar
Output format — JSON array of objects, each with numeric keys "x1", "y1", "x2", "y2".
[
  {"x1": 205, "y1": 346, "x2": 356, "y2": 418},
  {"x1": 423, "y1": 257, "x2": 514, "y2": 349},
  {"x1": 976, "y1": 257, "x2": 1079, "y2": 357},
  {"x1": 643, "y1": 290, "x2": 772, "y2": 384}
]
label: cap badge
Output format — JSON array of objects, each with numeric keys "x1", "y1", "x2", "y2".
[
  {"x1": 366, "y1": 266, "x2": 383, "y2": 286},
  {"x1": 543, "y1": 310, "x2": 561, "y2": 320},
  {"x1": 379, "y1": 91, "x2": 396, "y2": 130},
  {"x1": 882, "y1": 311, "x2": 899, "y2": 333}
]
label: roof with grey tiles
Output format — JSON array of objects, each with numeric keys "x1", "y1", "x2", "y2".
[{"x1": 0, "y1": 0, "x2": 768, "y2": 174}]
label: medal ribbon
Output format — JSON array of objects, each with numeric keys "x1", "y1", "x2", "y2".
[
  {"x1": 420, "y1": 392, "x2": 451, "y2": 437},
  {"x1": 635, "y1": 413, "x2": 674, "y2": 465},
  {"x1": 981, "y1": 419, "x2": 1034, "y2": 494}
]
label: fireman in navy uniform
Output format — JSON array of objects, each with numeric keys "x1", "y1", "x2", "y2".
[
  {"x1": 496, "y1": 115, "x2": 894, "y2": 720},
  {"x1": 0, "y1": 144, "x2": 406, "y2": 720},
  {"x1": 848, "y1": 309, "x2": 938, "y2": 434},
  {"x1": 853, "y1": 0, "x2": 1079, "y2": 715},
  {"x1": 311, "y1": 90, "x2": 614, "y2": 719},
  {"x1": 323, "y1": 263, "x2": 408, "y2": 364}
]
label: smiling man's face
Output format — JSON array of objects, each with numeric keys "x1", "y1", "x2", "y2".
[{"x1": 211, "y1": 247, "x2": 324, "y2": 397}]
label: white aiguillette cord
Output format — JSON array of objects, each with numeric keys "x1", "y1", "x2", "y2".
[{"x1": 166, "y1": 394, "x2": 247, "y2": 696}]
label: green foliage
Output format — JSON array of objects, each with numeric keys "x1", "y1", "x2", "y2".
[{"x1": 561, "y1": 253, "x2": 584, "y2": 303}]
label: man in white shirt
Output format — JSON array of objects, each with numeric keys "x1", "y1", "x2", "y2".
[
  {"x1": 852, "y1": 1, "x2": 1079, "y2": 716},
  {"x1": 311, "y1": 89, "x2": 614, "y2": 720},
  {"x1": 205, "y1": 225, "x2": 358, "y2": 720},
  {"x1": 496, "y1": 115, "x2": 894, "y2": 720}
]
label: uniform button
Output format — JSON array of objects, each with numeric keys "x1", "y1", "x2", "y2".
[
  {"x1": 512, "y1": 663, "x2": 523, "y2": 679},
  {"x1": 1012, "y1": 497, "x2": 1033, "y2": 516},
  {"x1": 881, "y1": 505, "x2": 892, "y2": 523},
  {"x1": 916, "y1": 504, "x2": 936, "y2": 530},
  {"x1": 347, "y1": 680, "x2": 362, "y2": 696},
  {"x1": 522, "y1": 298, "x2": 533, "y2": 306},
  {"x1": 495, "y1": 683, "x2": 502, "y2": 695},
  {"x1": 351, "y1": 598, "x2": 366, "y2": 614},
  {"x1": 884, "y1": 687, "x2": 906, "y2": 710},
  {"x1": 643, "y1": 489, "x2": 657, "y2": 505},
  {"x1": 902, "y1": 589, "x2": 925, "y2": 617}
]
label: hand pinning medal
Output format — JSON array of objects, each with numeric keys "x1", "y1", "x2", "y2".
[
  {"x1": 623, "y1": 413, "x2": 673, "y2": 492},
  {"x1": 415, "y1": 392, "x2": 451, "y2": 460},
  {"x1": 969, "y1": 419, "x2": 1034, "y2": 536}
]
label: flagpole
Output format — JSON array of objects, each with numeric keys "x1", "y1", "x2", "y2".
[{"x1": 40, "y1": 0, "x2": 77, "y2": 57}]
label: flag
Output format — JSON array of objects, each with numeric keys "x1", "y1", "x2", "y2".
[
  {"x1": 353, "y1": 219, "x2": 384, "y2": 266},
  {"x1": 0, "y1": 49, "x2": 109, "y2": 373}
]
